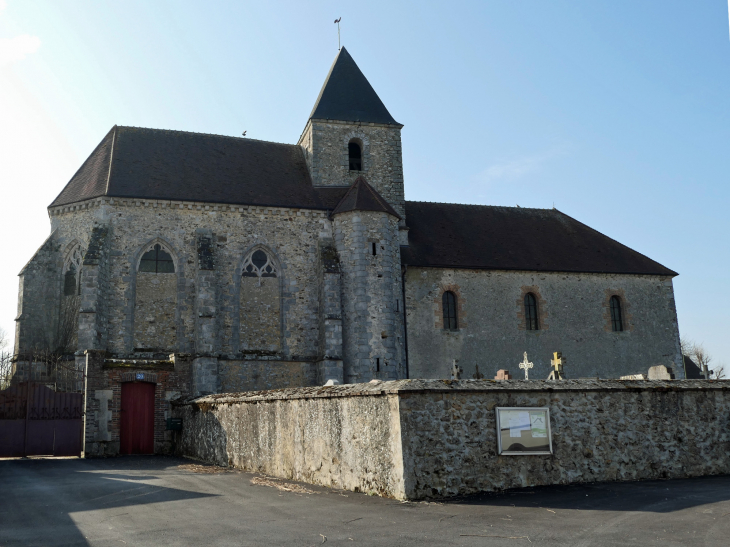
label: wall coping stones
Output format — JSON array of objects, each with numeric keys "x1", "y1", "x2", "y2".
[
  {"x1": 181, "y1": 378, "x2": 730, "y2": 405},
  {"x1": 48, "y1": 197, "x2": 333, "y2": 217},
  {"x1": 103, "y1": 358, "x2": 174, "y2": 371}
]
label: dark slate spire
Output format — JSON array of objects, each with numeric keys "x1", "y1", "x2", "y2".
[
  {"x1": 332, "y1": 176, "x2": 401, "y2": 219},
  {"x1": 309, "y1": 47, "x2": 399, "y2": 125}
]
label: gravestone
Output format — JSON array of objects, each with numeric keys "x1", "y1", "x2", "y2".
[
  {"x1": 495, "y1": 369, "x2": 512, "y2": 380},
  {"x1": 647, "y1": 365, "x2": 675, "y2": 380},
  {"x1": 451, "y1": 360, "x2": 462, "y2": 380}
]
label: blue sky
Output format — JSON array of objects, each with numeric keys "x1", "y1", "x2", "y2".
[{"x1": 1, "y1": 1, "x2": 728, "y2": 370}]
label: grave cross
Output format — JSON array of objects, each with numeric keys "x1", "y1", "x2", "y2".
[
  {"x1": 518, "y1": 352, "x2": 534, "y2": 380},
  {"x1": 548, "y1": 351, "x2": 565, "y2": 380}
]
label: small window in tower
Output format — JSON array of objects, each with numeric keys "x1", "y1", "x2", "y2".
[
  {"x1": 524, "y1": 293, "x2": 539, "y2": 331},
  {"x1": 442, "y1": 291, "x2": 458, "y2": 330},
  {"x1": 372, "y1": 242, "x2": 377, "y2": 256},
  {"x1": 349, "y1": 142, "x2": 362, "y2": 171},
  {"x1": 376, "y1": 357, "x2": 380, "y2": 372},
  {"x1": 610, "y1": 295, "x2": 624, "y2": 332}
]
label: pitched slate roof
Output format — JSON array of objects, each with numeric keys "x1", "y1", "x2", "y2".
[
  {"x1": 309, "y1": 47, "x2": 399, "y2": 125},
  {"x1": 331, "y1": 176, "x2": 401, "y2": 219},
  {"x1": 50, "y1": 126, "x2": 345, "y2": 210},
  {"x1": 50, "y1": 131, "x2": 675, "y2": 277},
  {"x1": 401, "y1": 202, "x2": 677, "y2": 276}
]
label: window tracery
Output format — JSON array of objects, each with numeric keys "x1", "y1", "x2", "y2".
[
  {"x1": 242, "y1": 249, "x2": 278, "y2": 278},
  {"x1": 63, "y1": 245, "x2": 83, "y2": 296},
  {"x1": 139, "y1": 243, "x2": 175, "y2": 273}
]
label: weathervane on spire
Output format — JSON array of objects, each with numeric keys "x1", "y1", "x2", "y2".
[{"x1": 334, "y1": 17, "x2": 342, "y2": 50}]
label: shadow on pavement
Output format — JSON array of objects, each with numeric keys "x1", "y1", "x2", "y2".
[
  {"x1": 445, "y1": 474, "x2": 730, "y2": 513},
  {"x1": 0, "y1": 456, "x2": 217, "y2": 547}
]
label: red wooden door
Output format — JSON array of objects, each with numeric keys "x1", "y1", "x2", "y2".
[{"x1": 120, "y1": 382, "x2": 155, "y2": 455}]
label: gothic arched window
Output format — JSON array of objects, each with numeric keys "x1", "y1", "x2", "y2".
[
  {"x1": 524, "y1": 293, "x2": 539, "y2": 331},
  {"x1": 610, "y1": 295, "x2": 624, "y2": 332},
  {"x1": 139, "y1": 244, "x2": 175, "y2": 273},
  {"x1": 134, "y1": 242, "x2": 177, "y2": 352},
  {"x1": 242, "y1": 249, "x2": 278, "y2": 278},
  {"x1": 63, "y1": 245, "x2": 83, "y2": 296},
  {"x1": 348, "y1": 141, "x2": 362, "y2": 171},
  {"x1": 442, "y1": 291, "x2": 458, "y2": 330},
  {"x1": 240, "y1": 248, "x2": 281, "y2": 353}
]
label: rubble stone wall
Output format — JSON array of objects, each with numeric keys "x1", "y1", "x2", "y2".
[
  {"x1": 14, "y1": 233, "x2": 62, "y2": 353},
  {"x1": 47, "y1": 199, "x2": 333, "y2": 362},
  {"x1": 405, "y1": 267, "x2": 683, "y2": 380},
  {"x1": 299, "y1": 120, "x2": 405, "y2": 219},
  {"x1": 176, "y1": 388, "x2": 405, "y2": 496},
  {"x1": 334, "y1": 211, "x2": 406, "y2": 383},
  {"x1": 174, "y1": 379, "x2": 730, "y2": 500}
]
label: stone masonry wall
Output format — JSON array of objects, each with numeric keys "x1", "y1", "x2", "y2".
[
  {"x1": 174, "y1": 379, "x2": 730, "y2": 500},
  {"x1": 176, "y1": 388, "x2": 405, "y2": 497},
  {"x1": 15, "y1": 233, "x2": 62, "y2": 353},
  {"x1": 334, "y1": 211, "x2": 406, "y2": 382},
  {"x1": 133, "y1": 272, "x2": 177, "y2": 351},
  {"x1": 48, "y1": 199, "x2": 334, "y2": 364},
  {"x1": 397, "y1": 380, "x2": 730, "y2": 498},
  {"x1": 405, "y1": 267, "x2": 683, "y2": 380},
  {"x1": 299, "y1": 120, "x2": 405, "y2": 219}
]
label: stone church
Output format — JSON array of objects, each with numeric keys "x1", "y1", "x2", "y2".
[{"x1": 15, "y1": 47, "x2": 684, "y2": 395}]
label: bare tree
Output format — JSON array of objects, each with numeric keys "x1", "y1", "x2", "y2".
[
  {"x1": 681, "y1": 339, "x2": 723, "y2": 379},
  {"x1": 0, "y1": 327, "x2": 9, "y2": 352}
]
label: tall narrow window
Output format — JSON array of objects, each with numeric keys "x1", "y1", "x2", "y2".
[
  {"x1": 63, "y1": 245, "x2": 83, "y2": 296},
  {"x1": 139, "y1": 244, "x2": 175, "y2": 273},
  {"x1": 524, "y1": 293, "x2": 539, "y2": 331},
  {"x1": 610, "y1": 295, "x2": 624, "y2": 332},
  {"x1": 348, "y1": 142, "x2": 362, "y2": 171},
  {"x1": 240, "y1": 248, "x2": 281, "y2": 354},
  {"x1": 134, "y1": 242, "x2": 178, "y2": 353},
  {"x1": 64, "y1": 264, "x2": 78, "y2": 296},
  {"x1": 442, "y1": 291, "x2": 458, "y2": 330}
]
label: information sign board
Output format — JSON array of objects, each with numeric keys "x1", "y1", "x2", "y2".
[{"x1": 495, "y1": 407, "x2": 552, "y2": 455}]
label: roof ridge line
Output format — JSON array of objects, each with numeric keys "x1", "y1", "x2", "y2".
[
  {"x1": 405, "y1": 200, "x2": 552, "y2": 211},
  {"x1": 104, "y1": 125, "x2": 117, "y2": 196},
  {"x1": 115, "y1": 125, "x2": 297, "y2": 147}
]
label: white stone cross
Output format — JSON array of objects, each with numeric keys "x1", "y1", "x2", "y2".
[{"x1": 518, "y1": 352, "x2": 534, "y2": 380}]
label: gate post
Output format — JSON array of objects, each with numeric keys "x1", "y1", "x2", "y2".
[{"x1": 83, "y1": 350, "x2": 111, "y2": 457}]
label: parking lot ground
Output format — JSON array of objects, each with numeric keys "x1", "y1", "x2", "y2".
[{"x1": 1, "y1": 456, "x2": 729, "y2": 546}]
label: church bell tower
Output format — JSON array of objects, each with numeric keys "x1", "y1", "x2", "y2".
[{"x1": 298, "y1": 47, "x2": 406, "y2": 221}]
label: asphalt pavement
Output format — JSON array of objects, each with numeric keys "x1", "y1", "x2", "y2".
[{"x1": 1, "y1": 456, "x2": 728, "y2": 546}]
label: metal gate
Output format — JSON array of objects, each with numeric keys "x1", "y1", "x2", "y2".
[{"x1": 0, "y1": 355, "x2": 84, "y2": 458}]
